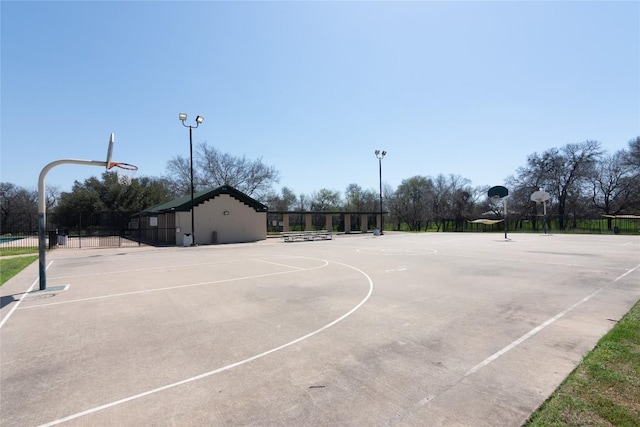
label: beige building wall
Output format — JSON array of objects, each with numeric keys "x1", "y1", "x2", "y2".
[{"x1": 175, "y1": 194, "x2": 266, "y2": 245}]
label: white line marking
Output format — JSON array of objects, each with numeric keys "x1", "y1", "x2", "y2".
[
  {"x1": 0, "y1": 261, "x2": 53, "y2": 329},
  {"x1": 20, "y1": 260, "x2": 329, "y2": 310},
  {"x1": 48, "y1": 259, "x2": 248, "y2": 280},
  {"x1": 391, "y1": 261, "x2": 640, "y2": 425},
  {"x1": 465, "y1": 262, "x2": 640, "y2": 377},
  {"x1": 385, "y1": 267, "x2": 408, "y2": 272},
  {"x1": 251, "y1": 258, "x2": 306, "y2": 270},
  {"x1": 465, "y1": 288, "x2": 603, "y2": 376},
  {"x1": 614, "y1": 262, "x2": 640, "y2": 282},
  {"x1": 36, "y1": 259, "x2": 373, "y2": 427}
]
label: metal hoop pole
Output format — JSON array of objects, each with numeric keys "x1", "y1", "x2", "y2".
[
  {"x1": 189, "y1": 126, "x2": 196, "y2": 246},
  {"x1": 38, "y1": 158, "x2": 107, "y2": 290}
]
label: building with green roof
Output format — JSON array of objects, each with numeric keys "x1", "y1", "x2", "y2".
[{"x1": 134, "y1": 186, "x2": 267, "y2": 245}]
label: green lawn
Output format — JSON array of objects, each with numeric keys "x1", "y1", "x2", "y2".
[
  {"x1": 0, "y1": 248, "x2": 38, "y2": 257},
  {"x1": 525, "y1": 300, "x2": 640, "y2": 426},
  {"x1": 0, "y1": 255, "x2": 39, "y2": 286}
]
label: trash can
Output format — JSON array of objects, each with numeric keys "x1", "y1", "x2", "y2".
[
  {"x1": 373, "y1": 228, "x2": 381, "y2": 236},
  {"x1": 183, "y1": 233, "x2": 193, "y2": 246},
  {"x1": 211, "y1": 231, "x2": 217, "y2": 244},
  {"x1": 48, "y1": 231, "x2": 58, "y2": 249},
  {"x1": 614, "y1": 226, "x2": 620, "y2": 235},
  {"x1": 57, "y1": 234, "x2": 68, "y2": 245}
]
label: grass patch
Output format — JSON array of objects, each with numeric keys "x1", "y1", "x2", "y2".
[
  {"x1": 525, "y1": 300, "x2": 640, "y2": 426},
  {"x1": 0, "y1": 256, "x2": 39, "y2": 286},
  {"x1": 0, "y1": 248, "x2": 38, "y2": 257}
]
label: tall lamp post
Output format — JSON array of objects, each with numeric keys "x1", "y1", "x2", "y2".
[
  {"x1": 374, "y1": 149, "x2": 387, "y2": 235},
  {"x1": 179, "y1": 113, "x2": 204, "y2": 246}
]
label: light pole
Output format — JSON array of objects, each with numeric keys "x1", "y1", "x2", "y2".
[
  {"x1": 374, "y1": 149, "x2": 387, "y2": 235},
  {"x1": 179, "y1": 113, "x2": 204, "y2": 246}
]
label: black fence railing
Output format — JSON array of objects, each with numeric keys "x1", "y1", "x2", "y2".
[
  {"x1": 390, "y1": 215, "x2": 639, "y2": 234},
  {"x1": 1, "y1": 212, "x2": 637, "y2": 252},
  {"x1": 0, "y1": 212, "x2": 142, "y2": 251}
]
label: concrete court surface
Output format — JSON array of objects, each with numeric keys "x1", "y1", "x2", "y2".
[{"x1": 1, "y1": 232, "x2": 639, "y2": 427}]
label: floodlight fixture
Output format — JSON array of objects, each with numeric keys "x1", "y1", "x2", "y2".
[{"x1": 179, "y1": 112, "x2": 205, "y2": 246}]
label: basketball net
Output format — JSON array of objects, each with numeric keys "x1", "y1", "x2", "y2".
[{"x1": 109, "y1": 162, "x2": 138, "y2": 186}]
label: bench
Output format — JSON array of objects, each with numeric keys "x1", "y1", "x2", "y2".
[{"x1": 282, "y1": 231, "x2": 333, "y2": 242}]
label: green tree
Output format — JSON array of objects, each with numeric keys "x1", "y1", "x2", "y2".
[
  {"x1": 394, "y1": 176, "x2": 432, "y2": 231},
  {"x1": 53, "y1": 173, "x2": 173, "y2": 228},
  {"x1": 310, "y1": 188, "x2": 341, "y2": 211},
  {"x1": 344, "y1": 183, "x2": 377, "y2": 212}
]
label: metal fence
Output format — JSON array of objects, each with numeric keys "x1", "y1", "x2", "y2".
[
  {"x1": 0, "y1": 211, "x2": 142, "y2": 252},
  {"x1": 1, "y1": 212, "x2": 637, "y2": 252}
]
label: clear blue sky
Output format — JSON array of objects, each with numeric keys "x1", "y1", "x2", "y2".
[{"x1": 1, "y1": 1, "x2": 638, "y2": 198}]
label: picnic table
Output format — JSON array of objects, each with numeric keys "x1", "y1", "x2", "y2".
[{"x1": 282, "y1": 231, "x2": 332, "y2": 242}]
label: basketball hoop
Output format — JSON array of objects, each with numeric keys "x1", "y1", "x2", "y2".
[
  {"x1": 109, "y1": 162, "x2": 138, "y2": 186},
  {"x1": 488, "y1": 186, "x2": 508, "y2": 200},
  {"x1": 530, "y1": 190, "x2": 551, "y2": 204}
]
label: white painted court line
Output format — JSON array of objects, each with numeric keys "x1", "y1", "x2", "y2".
[
  {"x1": 36, "y1": 259, "x2": 373, "y2": 427},
  {"x1": 48, "y1": 259, "x2": 249, "y2": 280},
  {"x1": 388, "y1": 262, "x2": 640, "y2": 425},
  {"x1": 0, "y1": 261, "x2": 53, "y2": 329},
  {"x1": 20, "y1": 259, "x2": 329, "y2": 310},
  {"x1": 464, "y1": 287, "x2": 605, "y2": 376},
  {"x1": 250, "y1": 258, "x2": 307, "y2": 270},
  {"x1": 614, "y1": 262, "x2": 640, "y2": 282},
  {"x1": 465, "y1": 262, "x2": 640, "y2": 376}
]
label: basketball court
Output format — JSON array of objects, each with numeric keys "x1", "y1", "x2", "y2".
[{"x1": 1, "y1": 232, "x2": 639, "y2": 426}]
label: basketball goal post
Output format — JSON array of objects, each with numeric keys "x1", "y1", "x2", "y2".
[
  {"x1": 488, "y1": 186, "x2": 509, "y2": 239},
  {"x1": 37, "y1": 134, "x2": 137, "y2": 290},
  {"x1": 530, "y1": 189, "x2": 551, "y2": 235}
]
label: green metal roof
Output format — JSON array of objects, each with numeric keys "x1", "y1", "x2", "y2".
[{"x1": 139, "y1": 186, "x2": 268, "y2": 214}]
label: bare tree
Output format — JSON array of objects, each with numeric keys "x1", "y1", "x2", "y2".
[
  {"x1": 431, "y1": 174, "x2": 450, "y2": 231},
  {"x1": 626, "y1": 136, "x2": 640, "y2": 169},
  {"x1": 264, "y1": 186, "x2": 298, "y2": 211},
  {"x1": 516, "y1": 140, "x2": 602, "y2": 229},
  {"x1": 1, "y1": 183, "x2": 38, "y2": 233},
  {"x1": 198, "y1": 144, "x2": 279, "y2": 198},
  {"x1": 591, "y1": 150, "x2": 640, "y2": 223},
  {"x1": 164, "y1": 156, "x2": 193, "y2": 196},
  {"x1": 166, "y1": 143, "x2": 280, "y2": 199},
  {"x1": 444, "y1": 174, "x2": 474, "y2": 231},
  {"x1": 46, "y1": 185, "x2": 61, "y2": 210}
]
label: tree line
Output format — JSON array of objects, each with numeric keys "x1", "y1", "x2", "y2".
[{"x1": 1, "y1": 137, "x2": 638, "y2": 234}]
